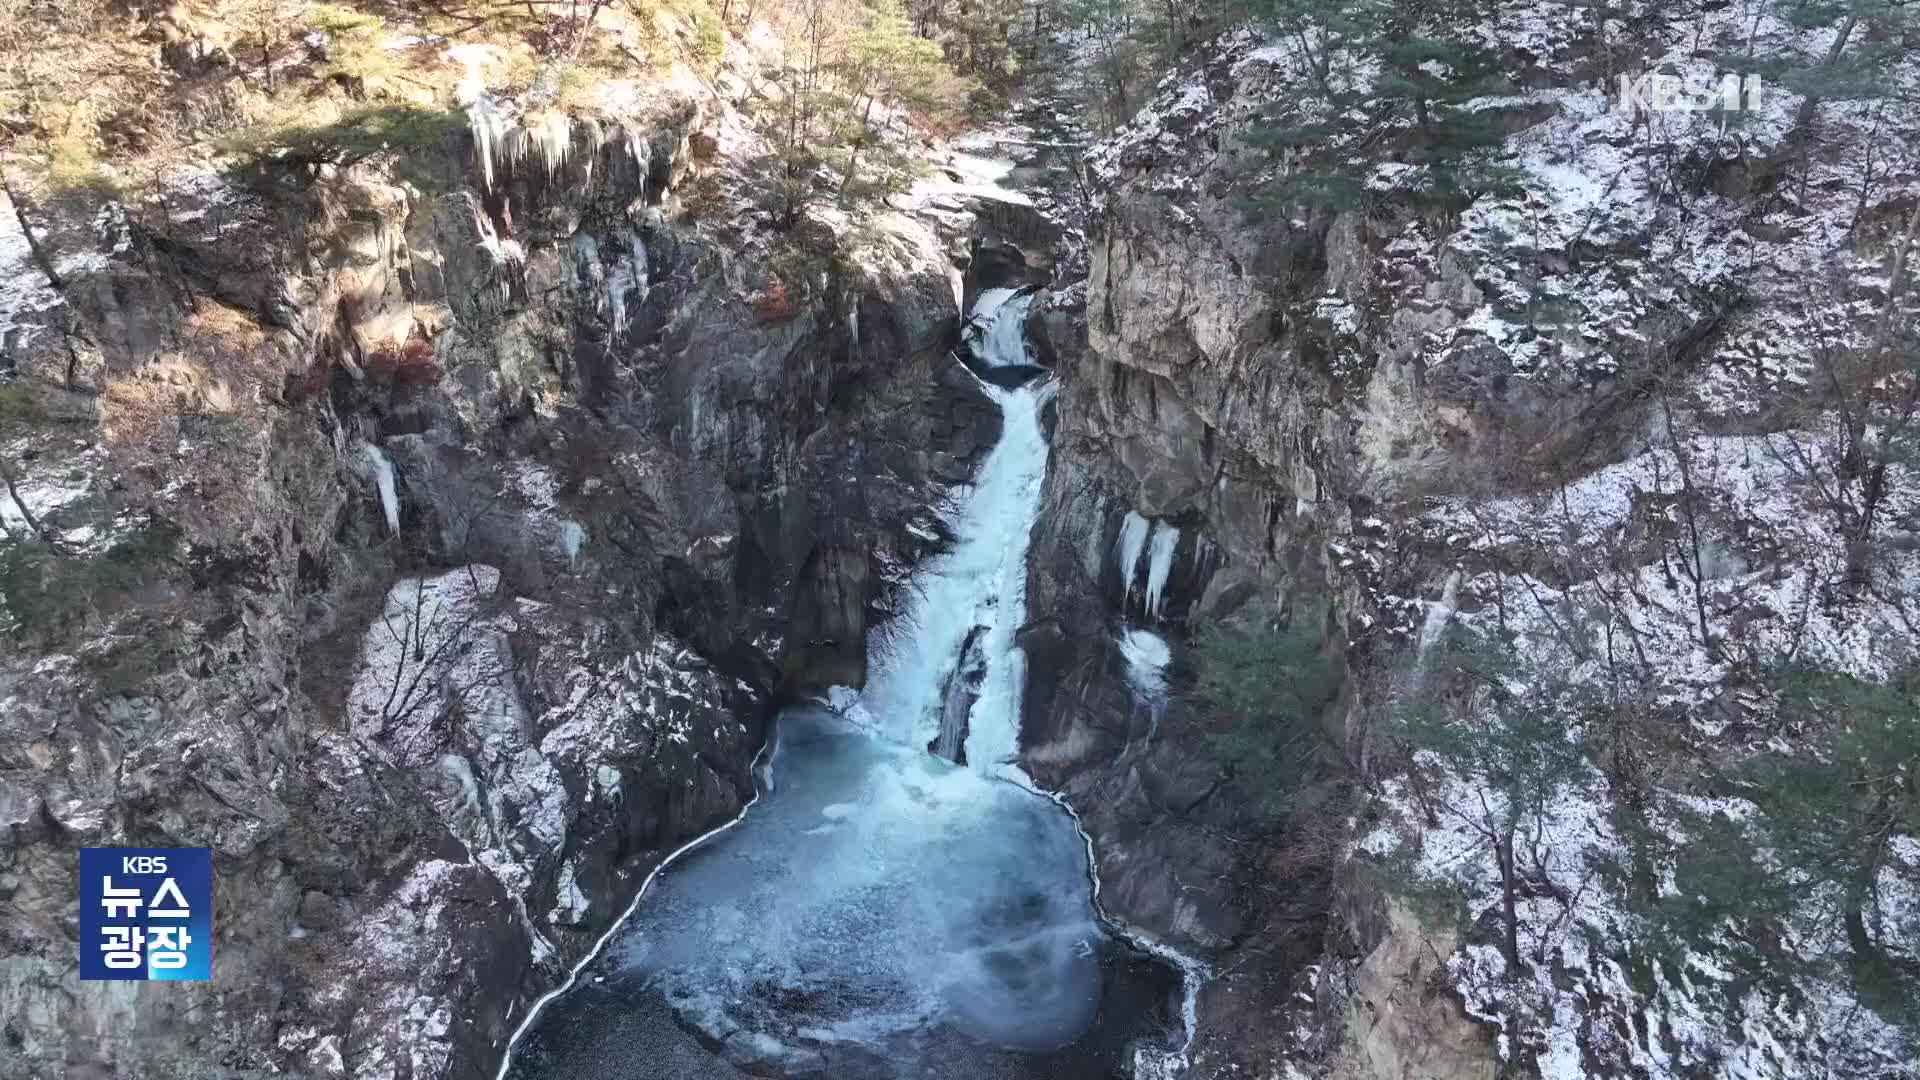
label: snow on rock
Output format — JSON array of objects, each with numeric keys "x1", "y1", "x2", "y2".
[
  {"x1": 347, "y1": 567, "x2": 565, "y2": 940},
  {"x1": 1, "y1": 190, "x2": 68, "y2": 351},
  {"x1": 538, "y1": 637, "x2": 737, "y2": 767},
  {"x1": 1352, "y1": 416, "x2": 1920, "y2": 1076},
  {"x1": 1083, "y1": 11, "x2": 1920, "y2": 1078},
  {"x1": 329, "y1": 563, "x2": 755, "y2": 1072},
  {"x1": 1422, "y1": 424, "x2": 1920, "y2": 699},
  {"x1": 1085, "y1": 70, "x2": 1220, "y2": 200}
]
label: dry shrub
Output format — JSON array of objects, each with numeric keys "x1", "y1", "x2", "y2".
[
  {"x1": 752, "y1": 276, "x2": 801, "y2": 323},
  {"x1": 365, "y1": 338, "x2": 443, "y2": 387}
]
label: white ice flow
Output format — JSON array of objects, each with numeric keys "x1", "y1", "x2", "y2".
[
  {"x1": 858, "y1": 365, "x2": 1054, "y2": 777},
  {"x1": 569, "y1": 288, "x2": 1108, "y2": 1071},
  {"x1": 358, "y1": 443, "x2": 401, "y2": 535},
  {"x1": 962, "y1": 287, "x2": 1035, "y2": 370}
]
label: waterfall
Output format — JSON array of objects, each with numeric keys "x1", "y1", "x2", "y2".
[
  {"x1": 859, "y1": 293, "x2": 1054, "y2": 778},
  {"x1": 967, "y1": 287, "x2": 1034, "y2": 368},
  {"x1": 358, "y1": 444, "x2": 400, "y2": 535},
  {"x1": 954, "y1": 381, "x2": 1052, "y2": 774},
  {"x1": 1144, "y1": 521, "x2": 1179, "y2": 619},
  {"x1": 501, "y1": 276, "x2": 1194, "y2": 1080}
]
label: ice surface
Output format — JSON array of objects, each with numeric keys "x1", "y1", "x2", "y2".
[
  {"x1": 611, "y1": 711, "x2": 1103, "y2": 1062},
  {"x1": 1117, "y1": 627, "x2": 1171, "y2": 739}
]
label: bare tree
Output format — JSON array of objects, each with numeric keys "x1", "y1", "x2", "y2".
[{"x1": 0, "y1": 457, "x2": 57, "y2": 548}]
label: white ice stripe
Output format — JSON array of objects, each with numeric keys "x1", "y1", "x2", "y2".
[
  {"x1": 1144, "y1": 520, "x2": 1179, "y2": 619},
  {"x1": 1114, "y1": 511, "x2": 1151, "y2": 607},
  {"x1": 358, "y1": 443, "x2": 400, "y2": 535}
]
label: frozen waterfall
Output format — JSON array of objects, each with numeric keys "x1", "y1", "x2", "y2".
[
  {"x1": 965, "y1": 287, "x2": 1035, "y2": 369},
  {"x1": 358, "y1": 443, "x2": 400, "y2": 535},
  {"x1": 1143, "y1": 521, "x2": 1179, "y2": 619},
  {"x1": 501, "y1": 289, "x2": 1183, "y2": 1080},
  {"x1": 859, "y1": 377, "x2": 1055, "y2": 778}
]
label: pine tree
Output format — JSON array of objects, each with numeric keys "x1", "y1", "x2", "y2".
[
  {"x1": 1369, "y1": 13, "x2": 1517, "y2": 204},
  {"x1": 1238, "y1": 0, "x2": 1377, "y2": 100},
  {"x1": 833, "y1": 1, "x2": 969, "y2": 198},
  {"x1": 1395, "y1": 627, "x2": 1592, "y2": 973},
  {"x1": 1195, "y1": 598, "x2": 1339, "y2": 823},
  {"x1": 1666, "y1": 663, "x2": 1920, "y2": 1026},
  {"x1": 755, "y1": 0, "x2": 966, "y2": 226},
  {"x1": 1771, "y1": 0, "x2": 1912, "y2": 128},
  {"x1": 1237, "y1": 0, "x2": 1519, "y2": 214}
]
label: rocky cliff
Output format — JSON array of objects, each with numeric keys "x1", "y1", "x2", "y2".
[
  {"x1": 1028, "y1": 11, "x2": 1919, "y2": 1080},
  {"x1": 0, "y1": 34, "x2": 1017, "y2": 1079}
]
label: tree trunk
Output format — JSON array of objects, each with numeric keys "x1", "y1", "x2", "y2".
[
  {"x1": 1846, "y1": 460, "x2": 1886, "y2": 589},
  {"x1": 1841, "y1": 196, "x2": 1920, "y2": 577},
  {"x1": 1495, "y1": 831, "x2": 1522, "y2": 975},
  {"x1": 0, "y1": 458, "x2": 55, "y2": 547},
  {"x1": 1792, "y1": 14, "x2": 1857, "y2": 131},
  {"x1": 839, "y1": 94, "x2": 877, "y2": 200},
  {"x1": 1871, "y1": 199, "x2": 1920, "y2": 347},
  {"x1": 2, "y1": 180, "x2": 64, "y2": 291},
  {"x1": 1290, "y1": 25, "x2": 1333, "y2": 99}
]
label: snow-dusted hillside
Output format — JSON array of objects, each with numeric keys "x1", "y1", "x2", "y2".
[{"x1": 1071, "y1": 1, "x2": 1920, "y2": 1075}]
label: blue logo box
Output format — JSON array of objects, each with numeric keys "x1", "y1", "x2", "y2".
[{"x1": 79, "y1": 848, "x2": 212, "y2": 981}]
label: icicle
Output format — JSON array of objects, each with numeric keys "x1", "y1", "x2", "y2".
[
  {"x1": 559, "y1": 521, "x2": 587, "y2": 565},
  {"x1": 1114, "y1": 511, "x2": 1150, "y2": 608},
  {"x1": 605, "y1": 228, "x2": 649, "y2": 341},
  {"x1": 1144, "y1": 521, "x2": 1179, "y2": 619},
  {"x1": 466, "y1": 97, "x2": 510, "y2": 193},
  {"x1": 359, "y1": 443, "x2": 400, "y2": 535},
  {"x1": 508, "y1": 112, "x2": 574, "y2": 184}
]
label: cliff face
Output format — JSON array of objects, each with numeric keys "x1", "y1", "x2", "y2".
[
  {"x1": 1033, "y1": 16, "x2": 1919, "y2": 1080},
  {"x1": 0, "y1": 60, "x2": 1009, "y2": 1080}
]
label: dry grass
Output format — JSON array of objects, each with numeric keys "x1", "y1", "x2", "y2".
[{"x1": 0, "y1": 0, "x2": 658, "y2": 199}]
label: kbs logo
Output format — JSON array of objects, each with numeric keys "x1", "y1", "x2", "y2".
[
  {"x1": 80, "y1": 848, "x2": 212, "y2": 981},
  {"x1": 1614, "y1": 72, "x2": 1764, "y2": 115}
]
